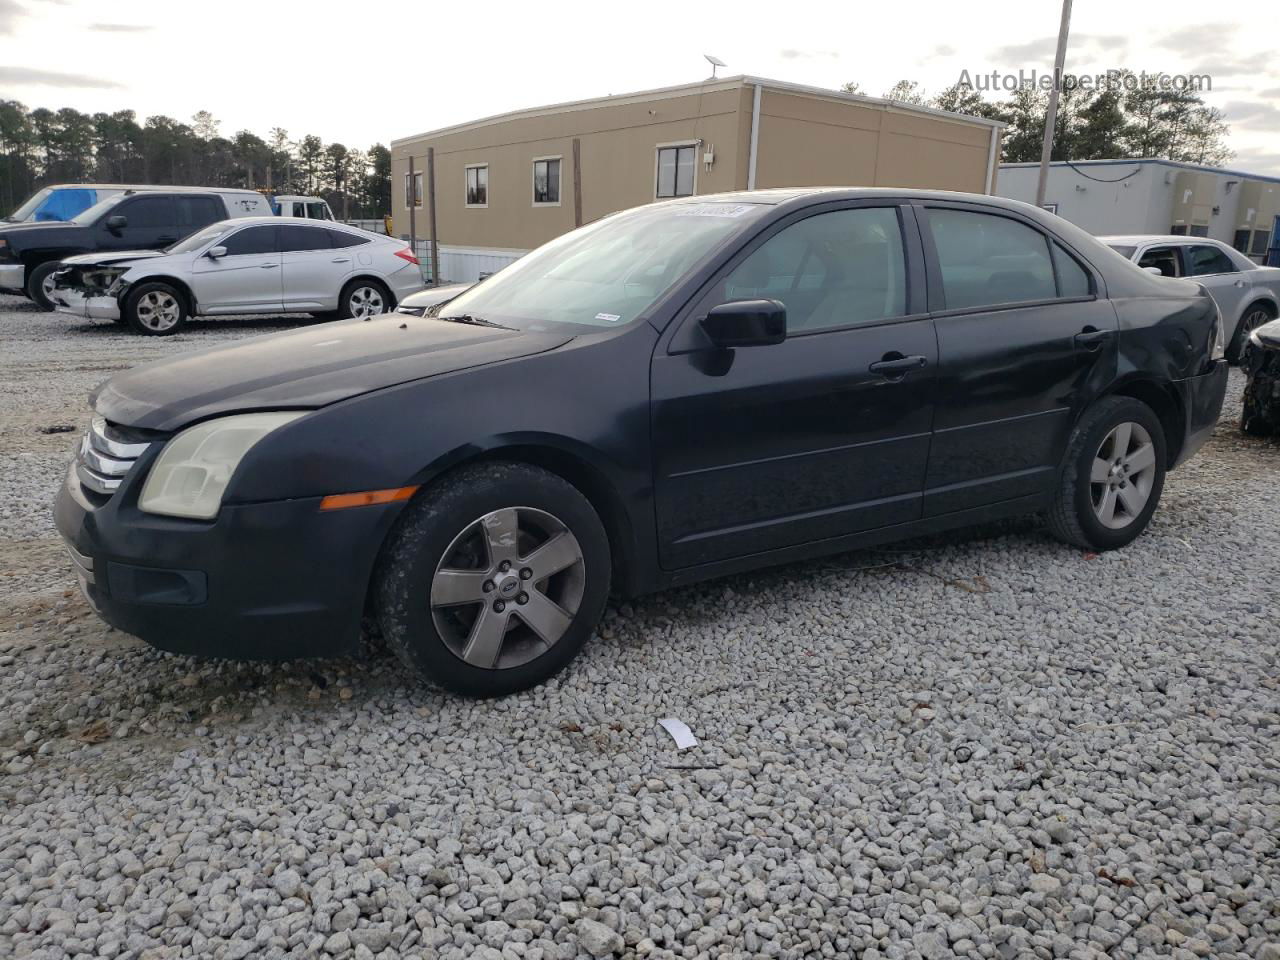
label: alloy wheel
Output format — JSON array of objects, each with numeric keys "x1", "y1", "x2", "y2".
[
  {"x1": 1090, "y1": 421, "x2": 1157, "y2": 529},
  {"x1": 41, "y1": 272, "x2": 57, "y2": 302},
  {"x1": 349, "y1": 286, "x2": 385, "y2": 318},
  {"x1": 430, "y1": 507, "x2": 586, "y2": 669},
  {"x1": 135, "y1": 291, "x2": 181, "y2": 332},
  {"x1": 1241, "y1": 308, "x2": 1269, "y2": 342}
]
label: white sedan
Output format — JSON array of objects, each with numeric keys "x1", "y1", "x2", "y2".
[
  {"x1": 49, "y1": 218, "x2": 424, "y2": 335},
  {"x1": 1101, "y1": 234, "x2": 1280, "y2": 363}
]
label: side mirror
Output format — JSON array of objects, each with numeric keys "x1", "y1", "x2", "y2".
[
  {"x1": 1142, "y1": 266, "x2": 1164, "y2": 276},
  {"x1": 105, "y1": 214, "x2": 128, "y2": 233},
  {"x1": 700, "y1": 299, "x2": 787, "y2": 348},
  {"x1": 206, "y1": 245, "x2": 227, "y2": 259}
]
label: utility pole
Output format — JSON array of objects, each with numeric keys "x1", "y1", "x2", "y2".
[
  {"x1": 1036, "y1": 0, "x2": 1073, "y2": 209},
  {"x1": 408, "y1": 154, "x2": 417, "y2": 260}
]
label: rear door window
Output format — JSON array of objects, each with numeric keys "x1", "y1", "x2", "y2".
[
  {"x1": 328, "y1": 229, "x2": 371, "y2": 248},
  {"x1": 279, "y1": 224, "x2": 332, "y2": 252},
  {"x1": 926, "y1": 208, "x2": 1057, "y2": 309},
  {"x1": 1186, "y1": 245, "x2": 1238, "y2": 276},
  {"x1": 222, "y1": 225, "x2": 278, "y2": 256},
  {"x1": 175, "y1": 196, "x2": 223, "y2": 230}
]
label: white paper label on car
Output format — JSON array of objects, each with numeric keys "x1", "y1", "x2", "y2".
[
  {"x1": 657, "y1": 717, "x2": 698, "y2": 750},
  {"x1": 595, "y1": 313, "x2": 622, "y2": 323},
  {"x1": 674, "y1": 203, "x2": 753, "y2": 218}
]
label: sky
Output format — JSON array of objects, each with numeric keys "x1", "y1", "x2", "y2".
[{"x1": 1, "y1": 0, "x2": 1277, "y2": 174}]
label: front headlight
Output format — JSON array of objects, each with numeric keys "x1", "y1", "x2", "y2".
[
  {"x1": 1210, "y1": 306, "x2": 1225, "y2": 361},
  {"x1": 138, "y1": 412, "x2": 305, "y2": 519}
]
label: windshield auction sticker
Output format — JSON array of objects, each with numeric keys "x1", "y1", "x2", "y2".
[{"x1": 674, "y1": 203, "x2": 755, "y2": 218}]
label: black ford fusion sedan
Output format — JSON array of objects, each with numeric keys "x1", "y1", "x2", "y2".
[{"x1": 56, "y1": 188, "x2": 1228, "y2": 696}]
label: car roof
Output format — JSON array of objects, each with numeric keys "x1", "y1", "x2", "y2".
[
  {"x1": 1098, "y1": 234, "x2": 1223, "y2": 246},
  {"x1": 223, "y1": 216, "x2": 374, "y2": 236},
  {"x1": 674, "y1": 187, "x2": 1041, "y2": 211}
]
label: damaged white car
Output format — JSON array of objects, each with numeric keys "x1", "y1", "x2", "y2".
[{"x1": 49, "y1": 218, "x2": 425, "y2": 335}]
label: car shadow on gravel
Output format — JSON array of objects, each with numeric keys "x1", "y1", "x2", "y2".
[{"x1": 60, "y1": 314, "x2": 334, "y2": 337}]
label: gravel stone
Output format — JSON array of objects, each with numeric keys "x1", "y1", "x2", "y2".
[{"x1": 1, "y1": 294, "x2": 1277, "y2": 959}]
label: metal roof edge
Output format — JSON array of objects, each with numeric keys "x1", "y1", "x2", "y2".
[
  {"x1": 391, "y1": 74, "x2": 1006, "y2": 149},
  {"x1": 999, "y1": 157, "x2": 1280, "y2": 186}
]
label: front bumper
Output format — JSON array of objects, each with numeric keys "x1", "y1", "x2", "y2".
[
  {"x1": 53, "y1": 451, "x2": 407, "y2": 660},
  {"x1": 51, "y1": 286, "x2": 121, "y2": 321},
  {"x1": 1171, "y1": 359, "x2": 1229, "y2": 468},
  {"x1": 0, "y1": 262, "x2": 24, "y2": 292}
]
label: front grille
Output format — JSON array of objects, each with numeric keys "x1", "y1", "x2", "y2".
[{"x1": 76, "y1": 416, "x2": 152, "y2": 496}]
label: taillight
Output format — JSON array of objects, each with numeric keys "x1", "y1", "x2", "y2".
[
  {"x1": 394, "y1": 247, "x2": 419, "y2": 266},
  {"x1": 1210, "y1": 305, "x2": 1225, "y2": 361}
]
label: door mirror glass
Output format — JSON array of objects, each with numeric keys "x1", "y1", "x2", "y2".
[
  {"x1": 206, "y1": 245, "x2": 227, "y2": 259},
  {"x1": 105, "y1": 214, "x2": 128, "y2": 233},
  {"x1": 701, "y1": 299, "x2": 786, "y2": 348}
]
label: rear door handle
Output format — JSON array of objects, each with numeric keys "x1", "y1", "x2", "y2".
[
  {"x1": 260, "y1": 263, "x2": 279, "y2": 269},
  {"x1": 1074, "y1": 328, "x2": 1112, "y2": 350},
  {"x1": 869, "y1": 355, "x2": 927, "y2": 376},
  {"x1": 332, "y1": 257, "x2": 351, "y2": 264}
]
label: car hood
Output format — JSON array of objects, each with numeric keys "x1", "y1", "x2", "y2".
[
  {"x1": 61, "y1": 249, "x2": 170, "y2": 267},
  {"x1": 93, "y1": 315, "x2": 574, "y2": 432}
]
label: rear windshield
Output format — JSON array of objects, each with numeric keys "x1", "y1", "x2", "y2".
[{"x1": 436, "y1": 201, "x2": 769, "y2": 332}]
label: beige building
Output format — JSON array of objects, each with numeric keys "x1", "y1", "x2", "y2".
[{"x1": 391, "y1": 75, "x2": 1005, "y2": 282}]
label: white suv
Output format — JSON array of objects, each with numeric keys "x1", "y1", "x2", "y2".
[{"x1": 49, "y1": 219, "x2": 424, "y2": 335}]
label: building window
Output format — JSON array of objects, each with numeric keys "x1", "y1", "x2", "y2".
[
  {"x1": 404, "y1": 171, "x2": 422, "y2": 208},
  {"x1": 1233, "y1": 229, "x2": 1253, "y2": 253},
  {"x1": 532, "y1": 157, "x2": 561, "y2": 205},
  {"x1": 1169, "y1": 224, "x2": 1189, "y2": 236},
  {"x1": 465, "y1": 164, "x2": 488, "y2": 207},
  {"x1": 1251, "y1": 230, "x2": 1271, "y2": 257},
  {"x1": 1188, "y1": 224, "x2": 1210, "y2": 238},
  {"x1": 656, "y1": 144, "x2": 696, "y2": 199}
]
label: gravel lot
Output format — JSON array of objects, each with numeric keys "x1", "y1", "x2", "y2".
[{"x1": 1, "y1": 292, "x2": 1278, "y2": 960}]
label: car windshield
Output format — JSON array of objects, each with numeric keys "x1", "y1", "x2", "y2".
[
  {"x1": 436, "y1": 200, "x2": 769, "y2": 331},
  {"x1": 7, "y1": 187, "x2": 53, "y2": 222},
  {"x1": 166, "y1": 223, "x2": 229, "y2": 254},
  {"x1": 69, "y1": 192, "x2": 128, "y2": 225},
  {"x1": 1107, "y1": 244, "x2": 1137, "y2": 258}
]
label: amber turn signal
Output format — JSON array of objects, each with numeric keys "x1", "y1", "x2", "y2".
[{"x1": 319, "y1": 486, "x2": 419, "y2": 511}]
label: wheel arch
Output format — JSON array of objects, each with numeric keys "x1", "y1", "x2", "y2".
[
  {"x1": 1103, "y1": 376, "x2": 1186, "y2": 468},
  {"x1": 344, "y1": 274, "x2": 397, "y2": 309},
  {"x1": 123, "y1": 275, "x2": 198, "y2": 315}
]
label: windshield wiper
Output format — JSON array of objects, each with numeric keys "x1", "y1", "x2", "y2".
[{"x1": 436, "y1": 313, "x2": 514, "y2": 331}]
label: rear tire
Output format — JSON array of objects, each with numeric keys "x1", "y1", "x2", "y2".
[
  {"x1": 25, "y1": 261, "x2": 61, "y2": 311},
  {"x1": 337, "y1": 279, "x2": 391, "y2": 320},
  {"x1": 1047, "y1": 397, "x2": 1167, "y2": 551},
  {"x1": 123, "y1": 282, "x2": 188, "y2": 336},
  {"x1": 375, "y1": 462, "x2": 611, "y2": 697}
]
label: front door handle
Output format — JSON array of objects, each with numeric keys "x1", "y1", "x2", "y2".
[
  {"x1": 260, "y1": 263, "x2": 279, "y2": 269},
  {"x1": 869, "y1": 354, "x2": 927, "y2": 376},
  {"x1": 1074, "y1": 328, "x2": 1112, "y2": 350}
]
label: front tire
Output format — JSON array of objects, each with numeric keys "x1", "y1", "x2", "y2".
[
  {"x1": 376, "y1": 462, "x2": 611, "y2": 697},
  {"x1": 1047, "y1": 396, "x2": 1167, "y2": 551},
  {"x1": 123, "y1": 282, "x2": 188, "y2": 336},
  {"x1": 1227, "y1": 305, "x2": 1274, "y2": 365},
  {"x1": 338, "y1": 279, "x2": 391, "y2": 319},
  {"x1": 25, "y1": 261, "x2": 61, "y2": 311}
]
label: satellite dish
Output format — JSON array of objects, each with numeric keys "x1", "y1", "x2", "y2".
[{"x1": 704, "y1": 54, "x2": 726, "y2": 78}]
